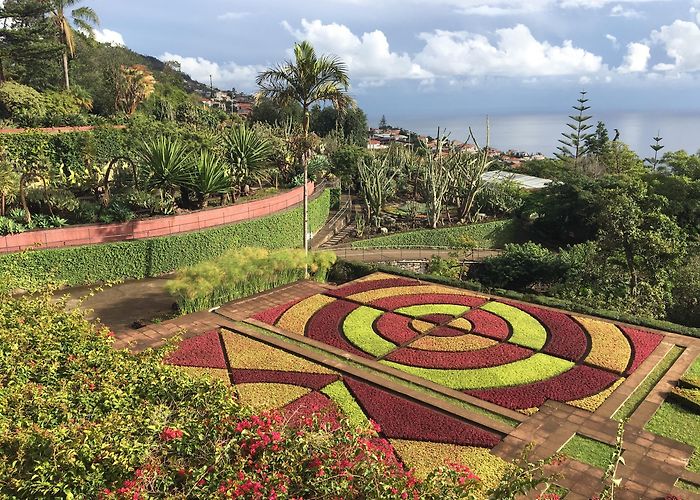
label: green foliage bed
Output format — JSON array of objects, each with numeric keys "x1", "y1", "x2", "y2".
[
  {"x1": 350, "y1": 219, "x2": 523, "y2": 249},
  {"x1": 0, "y1": 189, "x2": 330, "y2": 287}
]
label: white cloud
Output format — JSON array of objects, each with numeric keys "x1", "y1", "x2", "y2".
[
  {"x1": 414, "y1": 25, "x2": 603, "y2": 77},
  {"x1": 651, "y1": 20, "x2": 700, "y2": 72},
  {"x1": 606, "y1": 33, "x2": 620, "y2": 48},
  {"x1": 283, "y1": 19, "x2": 431, "y2": 82},
  {"x1": 617, "y1": 42, "x2": 651, "y2": 72},
  {"x1": 610, "y1": 4, "x2": 642, "y2": 17},
  {"x1": 217, "y1": 11, "x2": 251, "y2": 21},
  {"x1": 159, "y1": 52, "x2": 263, "y2": 91},
  {"x1": 94, "y1": 29, "x2": 126, "y2": 47}
]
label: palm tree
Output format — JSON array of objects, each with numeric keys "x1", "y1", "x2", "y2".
[
  {"x1": 257, "y1": 41, "x2": 353, "y2": 266},
  {"x1": 48, "y1": 0, "x2": 99, "y2": 90}
]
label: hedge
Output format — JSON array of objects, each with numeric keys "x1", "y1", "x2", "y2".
[
  {"x1": 1, "y1": 189, "x2": 330, "y2": 287},
  {"x1": 328, "y1": 259, "x2": 700, "y2": 339},
  {"x1": 0, "y1": 127, "x2": 129, "y2": 173},
  {"x1": 350, "y1": 220, "x2": 523, "y2": 249}
]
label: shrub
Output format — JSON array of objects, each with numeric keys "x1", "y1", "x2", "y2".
[
  {"x1": 167, "y1": 247, "x2": 337, "y2": 314},
  {"x1": 0, "y1": 189, "x2": 331, "y2": 287},
  {"x1": 0, "y1": 81, "x2": 46, "y2": 127},
  {"x1": 470, "y1": 243, "x2": 568, "y2": 290},
  {"x1": 0, "y1": 286, "x2": 488, "y2": 499},
  {"x1": 351, "y1": 219, "x2": 523, "y2": 249}
]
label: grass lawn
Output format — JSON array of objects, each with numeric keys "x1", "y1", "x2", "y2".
[
  {"x1": 351, "y1": 219, "x2": 523, "y2": 249},
  {"x1": 560, "y1": 434, "x2": 614, "y2": 469},
  {"x1": 644, "y1": 354, "x2": 700, "y2": 473},
  {"x1": 613, "y1": 346, "x2": 685, "y2": 421}
]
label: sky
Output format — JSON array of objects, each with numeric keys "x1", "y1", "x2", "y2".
[{"x1": 90, "y1": 0, "x2": 700, "y2": 128}]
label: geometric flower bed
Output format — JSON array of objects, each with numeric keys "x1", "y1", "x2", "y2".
[
  {"x1": 252, "y1": 272, "x2": 664, "y2": 412},
  {"x1": 165, "y1": 328, "x2": 504, "y2": 479}
]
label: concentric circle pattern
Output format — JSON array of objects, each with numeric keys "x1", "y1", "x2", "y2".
[{"x1": 251, "y1": 273, "x2": 664, "y2": 411}]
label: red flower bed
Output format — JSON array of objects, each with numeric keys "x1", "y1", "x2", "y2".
[
  {"x1": 325, "y1": 278, "x2": 419, "y2": 298},
  {"x1": 505, "y1": 302, "x2": 588, "y2": 361},
  {"x1": 466, "y1": 365, "x2": 620, "y2": 410},
  {"x1": 165, "y1": 330, "x2": 228, "y2": 369},
  {"x1": 417, "y1": 313, "x2": 455, "y2": 325},
  {"x1": 462, "y1": 309, "x2": 510, "y2": 340},
  {"x1": 371, "y1": 293, "x2": 487, "y2": 311},
  {"x1": 282, "y1": 391, "x2": 342, "y2": 429},
  {"x1": 344, "y1": 377, "x2": 501, "y2": 447},
  {"x1": 231, "y1": 369, "x2": 340, "y2": 390},
  {"x1": 384, "y1": 343, "x2": 533, "y2": 369},
  {"x1": 250, "y1": 298, "x2": 302, "y2": 325},
  {"x1": 304, "y1": 299, "x2": 373, "y2": 359},
  {"x1": 375, "y1": 313, "x2": 423, "y2": 344},
  {"x1": 430, "y1": 326, "x2": 470, "y2": 337},
  {"x1": 619, "y1": 326, "x2": 663, "y2": 375}
]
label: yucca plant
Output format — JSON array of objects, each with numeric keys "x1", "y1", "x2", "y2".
[
  {"x1": 138, "y1": 137, "x2": 192, "y2": 201},
  {"x1": 220, "y1": 125, "x2": 273, "y2": 196},
  {"x1": 189, "y1": 151, "x2": 230, "y2": 208}
]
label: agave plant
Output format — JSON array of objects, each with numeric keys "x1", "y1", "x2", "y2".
[
  {"x1": 138, "y1": 137, "x2": 192, "y2": 201},
  {"x1": 189, "y1": 151, "x2": 230, "y2": 208},
  {"x1": 220, "y1": 125, "x2": 273, "y2": 196}
]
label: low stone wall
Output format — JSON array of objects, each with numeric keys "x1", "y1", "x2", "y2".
[{"x1": 0, "y1": 183, "x2": 315, "y2": 254}]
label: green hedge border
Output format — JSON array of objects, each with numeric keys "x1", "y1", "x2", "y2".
[
  {"x1": 328, "y1": 259, "x2": 700, "y2": 339},
  {"x1": 1, "y1": 190, "x2": 330, "y2": 287}
]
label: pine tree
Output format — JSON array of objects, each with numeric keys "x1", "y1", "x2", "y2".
[
  {"x1": 644, "y1": 133, "x2": 664, "y2": 171},
  {"x1": 556, "y1": 91, "x2": 594, "y2": 165},
  {"x1": 379, "y1": 114, "x2": 388, "y2": 130}
]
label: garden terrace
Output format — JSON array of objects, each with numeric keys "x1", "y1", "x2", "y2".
[
  {"x1": 0, "y1": 182, "x2": 316, "y2": 254},
  {"x1": 116, "y1": 272, "x2": 700, "y2": 499}
]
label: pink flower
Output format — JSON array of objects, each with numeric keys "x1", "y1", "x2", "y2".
[{"x1": 160, "y1": 427, "x2": 183, "y2": 441}]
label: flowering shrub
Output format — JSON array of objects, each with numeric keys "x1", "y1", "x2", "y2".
[
  {"x1": 375, "y1": 312, "x2": 425, "y2": 344},
  {"x1": 619, "y1": 326, "x2": 663, "y2": 375},
  {"x1": 0, "y1": 290, "x2": 510, "y2": 499},
  {"x1": 276, "y1": 294, "x2": 336, "y2": 336},
  {"x1": 385, "y1": 343, "x2": 533, "y2": 369},
  {"x1": 409, "y1": 334, "x2": 498, "y2": 352},
  {"x1": 481, "y1": 301, "x2": 548, "y2": 350},
  {"x1": 460, "y1": 309, "x2": 510, "y2": 340},
  {"x1": 372, "y1": 292, "x2": 488, "y2": 311}
]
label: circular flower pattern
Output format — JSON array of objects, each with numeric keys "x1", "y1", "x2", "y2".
[{"x1": 254, "y1": 273, "x2": 664, "y2": 411}]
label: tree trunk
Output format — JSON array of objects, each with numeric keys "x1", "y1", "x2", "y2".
[
  {"x1": 19, "y1": 174, "x2": 31, "y2": 225},
  {"x1": 303, "y1": 107, "x2": 310, "y2": 277},
  {"x1": 62, "y1": 51, "x2": 70, "y2": 90}
]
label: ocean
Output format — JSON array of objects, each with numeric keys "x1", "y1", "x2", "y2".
[{"x1": 409, "y1": 111, "x2": 700, "y2": 157}]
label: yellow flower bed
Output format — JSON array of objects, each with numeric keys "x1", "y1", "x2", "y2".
[
  {"x1": 409, "y1": 334, "x2": 498, "y2": 352},
  {"x1": 178, "y1": 366, "x2": 231, "y2": 384},
  {"x1": 347, "y1": 285, "x2": 488, "y2": 304},
  {"x1": 235, "y1": 382, "x2": 311, "y2": 412},
  {"x1": 276, "y1": 295, "x2": 336, "y2": 335},
  {"x1": 575, "y1": 316, "x2": 631, "y2": 373},
  {"x1": 448, "y1": 317, "x2": 473, "y2": 332},
  {"x1": 222, "y1": 330, "x2": 335, "y2": 374},
  {"x1": 410, "y1": 319, "x2": 435, "y2": 334},
  {"x1": 568, "y1": 378, "x2": 625, "y2": 411},
  {"x1": 390, "y1": 440, "x2": 508, "y2": 494}
]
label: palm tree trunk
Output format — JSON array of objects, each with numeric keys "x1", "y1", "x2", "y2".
[
  {"x1": 62, "y1": 51, "x2": 71, "y2": 90},
  {"x1": 303, "y1": 107, "x2": 310, "y2": 277}
]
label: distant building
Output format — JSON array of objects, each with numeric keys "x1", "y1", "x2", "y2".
[{"x1": 481, "y1": 170, "x2": 552, "y2": 190}]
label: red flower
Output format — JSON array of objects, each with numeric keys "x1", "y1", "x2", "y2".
[{"x1": 160, "y1": 427, "x2": 183, "y2": 441}]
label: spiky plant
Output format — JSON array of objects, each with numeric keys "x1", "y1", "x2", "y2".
[
  {"x1": 138, "y1": 137, "x2": 192, "y2": 201},
  {"x1": 220, "y1": 125, "x2": 273, "y2": 195},
  {"x1": 189, "y1": 151, "x2": 230, "y2": 208},
  {"x1": 47, "y1": 0, "x2": 100, "y2": 90}
]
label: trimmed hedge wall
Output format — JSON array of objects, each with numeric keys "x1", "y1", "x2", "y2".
[
  {"x1": 1, "y1": 190, "x2": 330, "y2": 287},
  {"x1": 329, "y1": 259, "x2": 700, "y2": 339},
  {"x1": 0, "y1": 127, "x2": 128, "y2": 172},
  {"x1": 350, "y1": 220, "x2": 523, "y2": 249}
]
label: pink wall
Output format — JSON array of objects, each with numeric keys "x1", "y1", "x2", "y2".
[{"x1": 0, "y1": 183, "x2": 315, "y2": 254}]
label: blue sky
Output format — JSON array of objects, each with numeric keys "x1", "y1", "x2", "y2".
[{"x1": 91, "y1": 0, "x2": 700, "y2": 126}]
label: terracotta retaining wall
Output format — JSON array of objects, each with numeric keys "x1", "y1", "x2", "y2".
[{"x1": 0, "y1": 183, "x2": 315, "y2": 254}]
